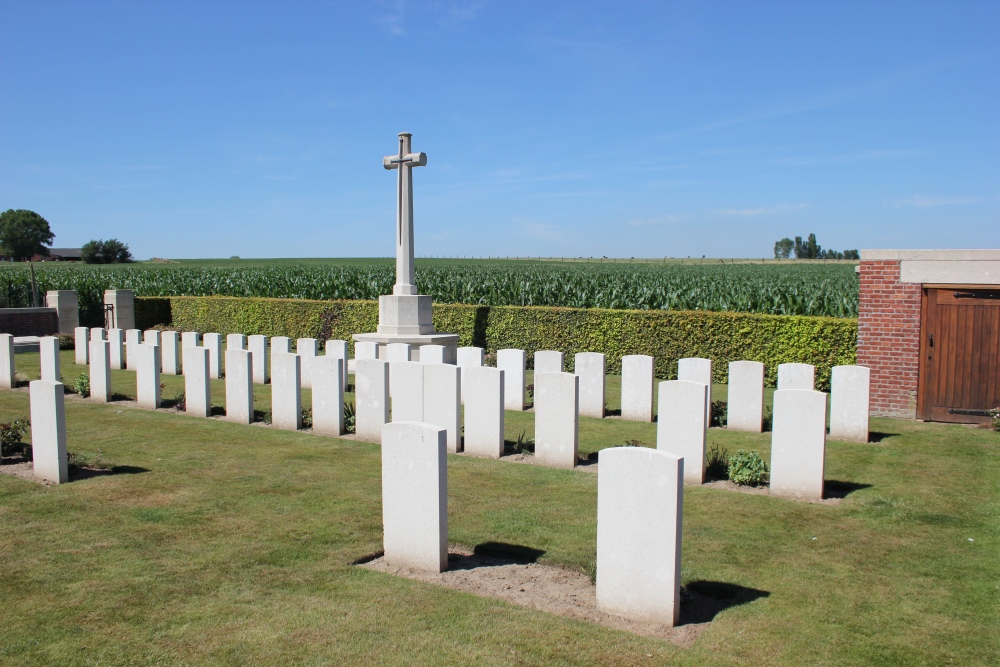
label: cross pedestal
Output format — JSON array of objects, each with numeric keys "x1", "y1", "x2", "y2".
[{"x1": 353, "y1": 132, "x2": 458, "y2": 362}]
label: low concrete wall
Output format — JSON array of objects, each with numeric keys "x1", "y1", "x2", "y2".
[{"x1": 0, "y1": 308, "x2": 60, "y2": 337}]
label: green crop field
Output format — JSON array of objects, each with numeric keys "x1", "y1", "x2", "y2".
[{"x1": 0, "y1": 258, "x2": 859, "y2": 322}]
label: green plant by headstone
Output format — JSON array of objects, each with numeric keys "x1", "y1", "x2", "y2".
[
  {"x1": 343, "y1": 402, "x2": 356, "y2": 434},
  {"x1": 705, "y1": 443, "x2": 730, "y2": 478},
  {"x1": 710, "y1": 400, "x2": 728, "y2": 427},
  {"x1": 0, "y1": 418, "x2": 30, "y2": 458},
  {"x1": 728, "y1": 450, "x2": 770, "y2": 486},
  {"x1": 74, "y1": 373, "x2": 90, "y2": 398}
]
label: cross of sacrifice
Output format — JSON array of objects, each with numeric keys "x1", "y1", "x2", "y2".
[{"x1": 383, "y1": 132, "x2": 427, "y2": 296}]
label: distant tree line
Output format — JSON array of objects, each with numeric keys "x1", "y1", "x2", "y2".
[
  {"x1": 82, "y1": 239, "x2": 134, "y2": 264},
  {"x1": 774, "y1": 234, "x2": 859, "y2": 260}
]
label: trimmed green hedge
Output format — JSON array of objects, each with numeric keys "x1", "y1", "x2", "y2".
[{"x1": 136, "y1": 296, "x2": 857, "y2": 389}]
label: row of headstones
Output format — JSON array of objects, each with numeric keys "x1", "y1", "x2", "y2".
[
  {"x1": 72, "y1": 330, "x2": 351, "y2": 435},
  {"x1": 72, "y1": 327, "x2": 350, "y2": 388},
  {"x1": 382, "y1": 421, "x2": 685, "y2": 627}
]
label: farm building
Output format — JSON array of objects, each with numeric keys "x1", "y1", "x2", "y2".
[{"x1": 858, "y1": 249, "x2": 1000, "y2": 423}]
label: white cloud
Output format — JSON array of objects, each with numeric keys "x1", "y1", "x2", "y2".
[
  {"x1": 892, "y1": 195, "x2": 982, "y2": 208},
  {"x1": 717, "y1": 204, "x2": 809, "y2": 216}
]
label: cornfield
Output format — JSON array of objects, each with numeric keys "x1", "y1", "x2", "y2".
[{"x1": 0, "y1": 262, "x2": 859, "y2": 322}]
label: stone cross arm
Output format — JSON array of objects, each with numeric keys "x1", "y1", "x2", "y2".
[{"x1": 383, "y1": 152, "x2": 427, "y2": 170}]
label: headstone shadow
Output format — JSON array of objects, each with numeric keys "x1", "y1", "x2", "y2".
[
  {"x1": 446, "y1": 542, "x2": 547, "y2": 570},
  {"x1": 823, "y1": 480, "x2": 872, "y2": 499},
  {"x1": 70, "y1": 465, "x2": 151, "y2": 481},
  {"x1": 867, "y1": 431, "x2": 899, "y2": 443},
  {"x1": 680, "y1": 580, "x2": 769, "y2": 625}
]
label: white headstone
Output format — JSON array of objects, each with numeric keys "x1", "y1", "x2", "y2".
[
  {"x1": 423, "y1": 363, "x2": 461, "y2": 453},
  {"x1": 387, "y1": 343, "x2": 412, "y2": 363},
  {"x1": 620, "y1": 354, "x2": 655, "y2": 422},
  {"x1": 390, "y1": 361, "x2": 424, "y2": 423},
  {"x1": 677, "y1": 357, "x2": 712, "y2": 429},
  {"x1": 657, "y1": 380, "x2": 708, "y2": 484},
  {"x1": 777, "y1": 363, "x2": 815, "y2": 391},
  {"x1": 135, "y1": 343, "x2": 161, "y2": 409},
  {"x1": 463, "y1": 366, "x2": 504, "y2": 459},
  {"x1": 271, "y1": 353, "x2": 302, "y2": 431},
  {"x1": 534, "y1": 350, "x2": 564, "y2": 375},
  {"x1": 355, "y1": 341, "x2": 379, "y2": 360},
  {"x1": 107, "y1": 328, "x2": 125, "y2": 370},
  {"x1": 248, "y1": 335, "x2": 269, "y2": 385},
  {"x1": 296, "y1": 338, "x2": 318, "y2": 388},
  {"x1": 534, "y1": 371, "x2": 579, "y2": 469},
  {"x1": 770, "y1": 389, "x2": 827, "y2": 499},
  {"x1": 325, "y1": 339, "x2": 349, "y2": 391},
  {"x1": 74, "y1": 327, "x2": 89, "y2": 365},
  {"x1": 160, "y1": 331, "x2": 181, "y2": 376},
  {"x1": 0, "y1": 334, "x2": 12, "y2": 389},
  {"x1": 312, "y1": 356, "x2": 345, "y2": 436},
  {"x1": 203, "y1": 333, "x2": 223, "y2": 379},
  {"x1": 143, "y1": 329, "x2": 161, "y2": 346},
  {"x1": 88, "y1": 340, "x2": 111, "y2": 402},
  {"x1": 124, "y1": 329, "x2": 142, "y2": 370},
  {"x1": 226, "y1": 333, "x2": 246, "y2": 351},
  {"x1": 181, "y1": 332, "x2": 201, "y2": 374},
  {"x1": 381, "y1": 421, "x2": 448, "y2": 573},
  {"x1": 184, "y1": 346, "x2": 211, "y2": 418},
  {"x1": 830, "y1": 365, "x2": 870, "y2": 443},
  {"x1": 456, "y1": 346, "x2": 484, "y2": 404},
  {"x1": 420, "y1": 344, "x2": 446, "y2": 365},
  {"x1": 225, "y1": 349, "x2": 253, "y2": 425},
  {"x1": 726, "y1": 360, "x2": 765, "y2": 433},
  {"x1": 597, "y1": 446, "x2": 682, "y2": 627},
  {"x1": 89, "y1": 328, "x2": 105, "y2": 342},
  {"x1": 29, "y1": 380, "x2": 68, "y2": 484},
  {"x1": 575, "y1": 352, "x2": 606, "y2": 419},
  {"x1": 355, "y1": 359, "x2": 389, "y2": 442},
  {"x1": 497, "y1": 348, "x2": 526, "y2": 411},
  {"x1": 39, "y1": 336, "x2": 60, "y2": 382},
  {"x1": 271, "y1": 336, "x2": 291, "y2": 355}
]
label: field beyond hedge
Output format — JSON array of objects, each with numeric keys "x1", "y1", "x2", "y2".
[
  {"x1": 0, "y1": 258, "x2": 859, "y2": 323},
  {"x1": 0, "y1": 352, "x2": 996, "y2": 666}
]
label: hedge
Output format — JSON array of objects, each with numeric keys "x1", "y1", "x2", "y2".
[{"x1": 136, "y1": 296, "x2": 857, "y2": 389}]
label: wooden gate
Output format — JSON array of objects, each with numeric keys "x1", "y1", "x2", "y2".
[{"x1": 918, "y1": 286, "x2": 1000, "y2": 423}]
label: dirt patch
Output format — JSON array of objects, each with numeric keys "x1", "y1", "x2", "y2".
[{"x1": 359, "y1": 546, "x2": 734, "y2": 647}]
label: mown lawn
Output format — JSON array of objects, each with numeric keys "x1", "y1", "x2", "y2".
[{"x1": 0, "y1": 351, "x2": 997, "y2": 666}]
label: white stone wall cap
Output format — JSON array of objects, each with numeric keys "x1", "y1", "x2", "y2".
[{"x1": 861, "y1": 249, "x2": 1000, "y2": 261}]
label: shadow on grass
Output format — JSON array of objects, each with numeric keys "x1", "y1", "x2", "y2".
[
  {"x1": 70, "y1": 465, "x2": 151, "y2": 481},
  {"x1": 352, "y1": 542, "x2": 547, "y2": 569},
  {"x1": 680, "y1": 580, "x2": 770, "y2": 625},
  {"x1": 824, "y1": 480, "x2": 872, "y2": 499},
  {"x1": 868, "y1": 431, "x2": 899, "y2": 443}
]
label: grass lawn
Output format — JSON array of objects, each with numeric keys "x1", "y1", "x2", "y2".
[{"x1": 0, "y1": 352, "x2": 997, "y2": 665}]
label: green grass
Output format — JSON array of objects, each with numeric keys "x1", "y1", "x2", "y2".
[{"x1": 0, "y1": 353, "x2": 997, "y2": 665}]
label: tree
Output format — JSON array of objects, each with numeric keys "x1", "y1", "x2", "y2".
[
  {"x1": 793, "y1": 233, "x2": 822, "y2": 259},
  {"x1": 773, "y1": 237, "x2": 794, "y2": 259},
  {"x1": 81, "y1": 238, "x2": 134, "y2": 264},
  {"x1": 0, "y1": 209, "x2": 54, "y2": 261}
]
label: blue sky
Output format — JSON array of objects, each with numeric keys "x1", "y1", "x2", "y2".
[{"x1": 1, "y1": 1, "x2": 997, "y2": 259}]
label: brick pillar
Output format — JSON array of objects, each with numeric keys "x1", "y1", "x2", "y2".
[{"x1": 857, "y1": 260, "x2": 922, "y2": 417}]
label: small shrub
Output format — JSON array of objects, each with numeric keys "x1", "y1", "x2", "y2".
[
  {"x1": 0, "y1": 418, "x2": 30, "y2": 458},
  {"x1": 66, "y1": 451, "x2": 112, "y2": 471},
  {"x1": 526, "y1": 383, "x2": 534, "y2": 401},
  {"x1": 728, "y1": 450, "x2": 769, "y2": 486},
  {"x1": 989, "y1": 407, "x2": 1000, "y2": 432},
  {"x1": 514, "y1": 431, "x2": 534, "y2": 454},
  {"x1": 705, "y1": 443, "x2": 730, "y2": 478},
  {"x1": 173, "y1": 391, "x2": 185, "y2": 411},
  {"x1": 262, "y1": 408, "x2": 273, "y2": 425},
  {"x1": 344, "y1": 402, "x2": 356, "y2": 434},
  {"x1": 623, "y1": 439, "x2": 650, "y2": 448},
  {"x1": 301, "y1": 408, "x2": 313, "y2": 429},
  {"x1": 74, "y1": 373, "x2": 91, "y2": 398},
  {"x1": 58, "y1": 333, "x2": 74, "y2": 350},
  {"x1": 484, "y1": 351, "x2": 497, "y2": 367},
  {"x1": 762, "y1": 406, "x2": 773, "y2": 432},
  {"x1": 710, "y1": 400, "x2": 728, "y2": 427}
]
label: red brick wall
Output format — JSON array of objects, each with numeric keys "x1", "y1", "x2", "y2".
[
  {"x1": 857, "y1": 260, "x2": 922, "y2": 417},
  {"x1": 0, "y1": 308, "x2": 60, "y2": 337}
]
